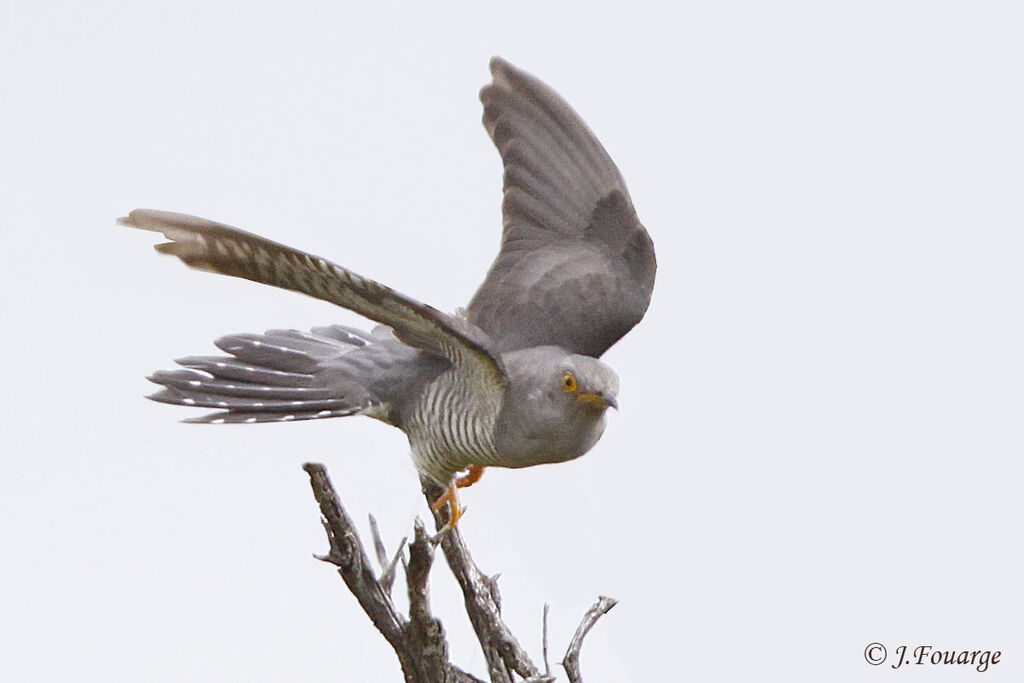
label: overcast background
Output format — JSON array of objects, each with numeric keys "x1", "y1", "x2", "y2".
[{"x1": 2, "y1": 2, "x2": 1021, "y2": 681}]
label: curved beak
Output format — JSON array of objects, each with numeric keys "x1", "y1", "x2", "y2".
[{"x1": 577, "y1": 393, "x2": 618, "y2": 410}]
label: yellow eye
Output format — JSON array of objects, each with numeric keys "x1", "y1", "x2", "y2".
[{"x1": 561, "y1": 371, "x2": 578, "y2": 393}]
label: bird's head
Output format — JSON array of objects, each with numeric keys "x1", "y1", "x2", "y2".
[
  {"x1": 556, "y1": 354, "x2": 619, "y2": 412},
  {"x1": 503, "y1": 346, "x2": 619, "y2": 414},
  {"x1": 496, "y1": 347, "x2": 620, "y2": 467}
]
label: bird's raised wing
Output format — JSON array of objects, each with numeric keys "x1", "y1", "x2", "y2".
[
  {"x1": 120, "y1": 209, "x2": 506, "y2": 390},
  {"x1": 467, "y1": 57, "x2": 656, "y2": 358}
]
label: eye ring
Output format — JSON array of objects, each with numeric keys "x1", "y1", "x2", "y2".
[{"x1": 561, "y1": 371, "x2": 578, "y2": 393}]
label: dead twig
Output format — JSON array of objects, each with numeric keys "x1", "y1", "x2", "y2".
[
  {"x1": 303, "y1": 464, "x2": 413, "y2": 671},
  {"x1": 561, "y1": 597, "x2": 618, "y2": 683},
  {"x1": 422, "y1": 476, "x2": 542, "y2": 682},
  {"x1": 305, "y1": 463, "x2": 615, "y2": 682},
  {"x1": 543, "y1": 604, "x2": 551, "y2": 677},
  {"x1": 304, "y1": 463, "x2": 484, "y2": 683},
  {"x1": 369, "y1": 513, "x2": 407, "y2": 596}
]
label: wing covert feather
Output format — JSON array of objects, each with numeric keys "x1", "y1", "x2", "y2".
[
  {"x1": 467, "y1": 57, "x2": 655, "y2": 357},
  {"x1": 119, "y1": 209, "x2": 506, "y2": 390}
]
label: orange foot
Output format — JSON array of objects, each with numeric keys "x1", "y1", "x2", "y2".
[
  {"x1": 430, "y1": 483, "x2": 464, "y2": 529},
  {"x1": 431, "y1": 467, "x2": 486, "y2": 529},
  {"x1": 455, "y1": 465, "x2": 485, "y2": 489}
]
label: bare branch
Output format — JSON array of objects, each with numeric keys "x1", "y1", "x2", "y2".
[
  {"x1": 382, "y1": 536, "x2": 408, "y2": 596},
  {"x1": 405, "y1": 518, "x2": 451, "y2": 682},
  {"x1": 520, "y1": 605, "x2": 558, "y2": 683},
  {"x1": 422, "y1": 476, "x2": 543, "y2": 682},
  {"x1": 561, "y1": 596, "x2": 618, "y2": 683},
  {"x1": 303, "y1": 463, "x2": 426, "y2": 681},
  {"x1": 306, "y1": 463, "x2": 488, "y2": 683},
  {"x1": 543, "y1": 604, "x2": 551, "y2": 678},
  {"x1": 306, "y1": 464, "x2": 616, "y2": 683},
  {"x1": 369, "y1": 513, "x2": 389, "y2": 568},
  {"x1": 369, "y1": 513, "x2": 407, "y2": 596}
]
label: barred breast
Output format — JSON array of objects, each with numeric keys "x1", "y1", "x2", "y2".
[{"x1": 406, "y1": 368, "x2": 503, "y2": 484}]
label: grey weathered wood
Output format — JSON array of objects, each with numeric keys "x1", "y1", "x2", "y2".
[
  {"x1": 305, "y1": 463, "x2": 614, "y2": 682},
  {"x1": 561, "y1": 596, "x2": 618, "y2": 683}
]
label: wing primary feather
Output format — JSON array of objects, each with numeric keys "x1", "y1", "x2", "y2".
[{"x1": 467, "y1": 58, "x2": 656, "y2": 356}]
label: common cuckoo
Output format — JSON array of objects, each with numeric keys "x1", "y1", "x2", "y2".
[{"x1": 122, "y1": 57, "x2": 656, "y2": 524}]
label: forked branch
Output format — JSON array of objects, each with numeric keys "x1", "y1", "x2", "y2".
[{"x1": 303, "y1": 463, "x2": 614, "y2": 682}]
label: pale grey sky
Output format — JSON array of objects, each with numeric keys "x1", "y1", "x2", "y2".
[{"x1": 2, "y1": 2, "x2": 1022, "y2": 681}]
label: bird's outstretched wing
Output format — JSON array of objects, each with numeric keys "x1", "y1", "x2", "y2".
[
  {"x1": 119, "y1": 209, "x2": 506, "y2": 389},
  {"x1": 467, "y1": 57, "x2": 656, "y2": 358}
]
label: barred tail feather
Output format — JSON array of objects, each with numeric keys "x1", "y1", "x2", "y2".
[{"x1": 147, "y1": 325, "x2": 381, "y2": 424}]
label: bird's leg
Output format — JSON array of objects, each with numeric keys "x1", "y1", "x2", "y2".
[
  {"x1": 430, "y1": 483, "x2": 464, "y2": 529},
  {"x1": 429, "y1": 467, "x2": 482, "y2": 529},
  {"x1": 455, "y1": 465, "x2": 485, "y2": 489}
]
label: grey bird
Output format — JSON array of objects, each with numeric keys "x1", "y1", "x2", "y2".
[{"x1": 121, "y1": 57, "x2": 656, "y2": 525}]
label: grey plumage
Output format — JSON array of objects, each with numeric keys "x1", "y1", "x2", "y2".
[
  {"x1": 469, "y1": 60, "x2": 655, "y2": 356},
  {"x1": 122, "y1": 57, "x2": 655, "y2": 487}
]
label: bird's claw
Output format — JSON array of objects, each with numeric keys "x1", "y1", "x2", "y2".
[
  {"x1": 431, "y1": 483, "x2": 465, "y2": 529},
  {"x1": 455, "y1": 464, "x2": 485, "y2": 489}
]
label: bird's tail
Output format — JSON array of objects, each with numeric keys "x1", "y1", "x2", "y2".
[{"x1": 147, "y1": 325, "x2": 382, "y2": 424}]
